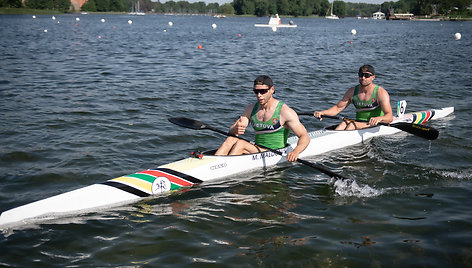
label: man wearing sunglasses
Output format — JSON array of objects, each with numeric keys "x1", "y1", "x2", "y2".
[
  {"x1": 313, "y1": 64, "x2": 393, "y2": 130},
  {"x1": 215, "y1": 75, "x2": 310, "y2": 162}
]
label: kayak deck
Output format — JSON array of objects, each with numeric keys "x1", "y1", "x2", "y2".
[{"x1": 0, "y1": 107, "x2": 454, "y2": 228}]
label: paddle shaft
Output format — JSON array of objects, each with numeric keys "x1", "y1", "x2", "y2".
[
  {"x1": 204, "y1": 124, "x2": 348, "y2": 180},
  {"x1": 298, "y1": 112, "x2": 394, "y2": 125},
  {"x1": 297, "y1": 113, "x2": 439, "y2": 140},
  {"x1": 168, "y1": 117, "x2": 348, "y2": 180}
]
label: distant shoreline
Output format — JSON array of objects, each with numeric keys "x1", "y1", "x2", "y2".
[{"x1": 1, "y1": 8, "x2": 471, "y2": 21}]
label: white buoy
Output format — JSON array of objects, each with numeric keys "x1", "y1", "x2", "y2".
[
  {"x1": 454, "y1": 32, "x2": 461, "y2": 40},
  {"x1": 168, "y1": 21, "x2": 173, "y2": 27},
  {"x1": 76, "y1": 17, "x2": 80, "y2": 21},
  {"x1": 32, "y1": 15, "x2": 36, "y2": 19},
  {"x1": 212, "y1": 23, "x2": 217, "y2": 29},
  {"x1": 44, "y1": 29, "x2": 48, "y2": 33},
  {"x1": 128, "y1": 20, "x2": 133, "y2": 24},
  {"x1": 351, "y1": 29, "x2": 357, "y2": 35},
  {"x1": 272, "y1": 26, "x2": 277, "y2": 32},
  {"x1": 101, "y1": 18, "x2": 105, "y2": 23},
  {"x1": 52, "y1": 16, "x2": 56, "y2": 20}
]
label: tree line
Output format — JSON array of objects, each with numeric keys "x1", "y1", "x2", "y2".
[
  {"x1": 1, "y1": 0, "x2": 470, "y2": 17},
  {"x1": 380, "y1": 0, "x2": 471, "y2": 17}
]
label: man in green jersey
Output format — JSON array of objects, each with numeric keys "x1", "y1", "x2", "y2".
[
  {"x1": 314, "y1": 65, "x2": 393, "y2": 130},
  {"x1": 215, "y1": 75, "x2": 310, "y2": 162}
]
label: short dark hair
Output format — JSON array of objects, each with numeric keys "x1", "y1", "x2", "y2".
[{"x1": 358, "y1": 64, "x2": 375, "y2": 75}]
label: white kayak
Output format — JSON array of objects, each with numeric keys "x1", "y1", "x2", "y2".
[{"x1": 0, "y1": 106, "x2": 454, "y2": 228}]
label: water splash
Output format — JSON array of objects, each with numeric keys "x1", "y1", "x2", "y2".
[{"x1": 331, "y1": 178, "x2": 384, "y2": 197}]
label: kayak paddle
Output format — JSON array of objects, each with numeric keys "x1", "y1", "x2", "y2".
[
  {"x1": 297, "y1": 112, "x2": 439, "y2": 140},
  {"x1": 168, "y1": 117, "x2": 348, "y2": 180}
]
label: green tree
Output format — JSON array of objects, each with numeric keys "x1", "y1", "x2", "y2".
[
  {"x1": 255, "y1": 0, "x2": 268, "y2": 16},
  {"x1": 193, "y1": 1, "x2": 206, "y2": 13},
  {"x1": 207, "y1": 2, "x2": 219, "y2": 13},
  {"x1": 175, "y1": 1, "x2": 189, "y2": 13},
  {"x1": 277, "y1": 0, "x2": 290, "y2": 15},
  {"x1": 218, "y1": 3, "x2": 235, "y2": 14},
  {"x1": 95, "y1": 0, "x2": 109, "y2": 11},
  {"x1": 333, "y1": 0, "x2": 345, "y2": 16},
  {"x1": 241, "y1": 0, "x2": 255, "y2": 14},
  {"x1": 268, "y1": 0, "x2": 277, "y2": 14},
  {"x1": 81, "y1": 0, "x2": 97, "y2": 11},
  {"x1": 6, "y1": 0, "x2": 23, "y2": 7},
  {"x1": 56, "y1": 0, "x2": 70, "y2": 10},
  {"x1": 163, "y1": 0, "x2": 176, "y2": 13},
  {"x1": 109, "y1": 0, "x2": 123, "y2": 11}
]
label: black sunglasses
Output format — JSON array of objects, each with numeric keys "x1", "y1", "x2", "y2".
[
  {"x1": 359, "y1": 72, "x2": 374, "y2": 78},
  {"x1": 253, "y1": 87, "x2": 270, "y2": 95}
]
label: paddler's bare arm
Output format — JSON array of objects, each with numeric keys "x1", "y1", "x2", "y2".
[
  {"x1": 314, "y1": 87, "x2": 354, "y2": 120},
  {"x1": 282, "y1": 105, "x2": 310, "y2": 162}
]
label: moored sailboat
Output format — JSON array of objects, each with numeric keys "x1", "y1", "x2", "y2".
[{"x1": 325, "y1": 1, "x2": 339, "y2": 19}]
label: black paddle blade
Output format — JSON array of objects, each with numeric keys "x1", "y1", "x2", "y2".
[
  {"x1": 390, "y1": 122, "x2": 439, "y2": 140},
  {"x1": 168, "y1": 117, "x2": 206, "y2": 130}
]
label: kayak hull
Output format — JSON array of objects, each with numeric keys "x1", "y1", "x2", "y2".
[{"x1": 0, "y1": 107, "x2": 454, "y2": 228}]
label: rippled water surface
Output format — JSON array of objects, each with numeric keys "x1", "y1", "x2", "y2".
[{"x1": 0, "y1": 14, "x2": 471, "y2": 267}]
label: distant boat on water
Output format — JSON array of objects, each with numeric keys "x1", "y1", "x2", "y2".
[
  {"x1": 325, "y1": 1, "x2": 339, "y2": 19},
  {"x1": 129, "y1": 1, "x2": 145, "y2": 15},
  {"x1": 254, "y1": 14, "x2": 297, "y2": 29},
  {"x1": 372, "y1": 11, "x2": 385, "y2": 20}
]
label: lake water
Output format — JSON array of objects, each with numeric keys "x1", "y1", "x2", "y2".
[{"x1": 0, "y1": 14, "x2": 471, "y2": 267}]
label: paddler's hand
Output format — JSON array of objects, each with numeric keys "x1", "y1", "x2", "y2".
[
  {"x1": 369, "y1": 117, "x2": 381, "y2": 126},
  {"x1": 314, "y1": 111, "x2": 323, "y2": 120},
  {"x1": 286, "y1": 150, "x2": 300, "y2": 162},
  {"x1": 230, "y1": 116, "x2": 247, "y2": 136}
]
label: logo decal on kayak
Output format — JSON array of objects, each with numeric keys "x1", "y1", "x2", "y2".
[
  {"x1": 251, "y1": 151, "x2": 279, "y2": 161},
  {"x1": 152, "y1": 177, "x2": 172, "y2": 194}
]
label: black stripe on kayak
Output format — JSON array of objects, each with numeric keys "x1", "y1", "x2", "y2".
[
  {"x1": 101, "y1": 181, "x2": 150, "y2": 197},
  {"x1": 156, "y1": 168, "x2": 203, "y2": 184}
]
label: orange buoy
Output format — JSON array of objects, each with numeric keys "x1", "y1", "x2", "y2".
[{"x1": 197, "y1": 45, "x2": 203, "y2": 49}]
